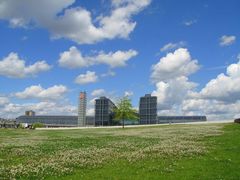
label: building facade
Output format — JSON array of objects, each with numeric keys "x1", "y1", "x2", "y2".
[
  {"x1": 16, "y1": 115, "x2": 94, "y2": 127},
  {"x1": 78, "y1": 91, "x2": 87, "y2": 127},
  {"x1": 95, "y1": 97, "x2": 116, "y2": 126},
  {"x1": 25, "y1": 110, "x2": 35, "y2": 116},
  {"x1": 157, "y1": 116, "x2": 207, "y2": 124},
  {"x1": 139, "y1": 94, "x2": 157, "y2": 124}
]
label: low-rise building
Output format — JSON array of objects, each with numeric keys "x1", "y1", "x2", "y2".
[{"x1": 16, "y1": 115, "x2": 94, "y2": 127}]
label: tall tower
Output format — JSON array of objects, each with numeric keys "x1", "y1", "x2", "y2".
[
  {"x1": 95, "y1": 97, "x2": 116, "y2": 126},
  {"x1": 139, "y1": 94, "x2": 157, "y2": 124},
  {"x1": 78, "y1": 91, "x2": 87, "y2": 126}
]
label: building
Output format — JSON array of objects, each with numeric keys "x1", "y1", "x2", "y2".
[
  {"x1": 25, "y1": 110, "x2": 35, "y2": 116},
  {"x1": 139, "y1": 94, "x2": 157, "y2": 124},
  {"x1": 157, "y1": 116, "x2": 207, "y2": 124},
  {"x1": 95, "y1": 96, "x2": 116, "y2": 126},
  {"x1": 16, "y1": 115, "x2": 94, "y2": 127},
  {"x1": 78, "y1": 91, "x2": 87, "y2": 127},
  {"x1": 0, "y1": 118, "x2": 19, "y2": 128}
]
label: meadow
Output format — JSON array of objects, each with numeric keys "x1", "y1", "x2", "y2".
[{"x1": 0, "y1": 123, "x2": 239, "y2": 179}]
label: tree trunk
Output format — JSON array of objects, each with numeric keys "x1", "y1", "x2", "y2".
[{"x1": 122, "y1": 119, "x2": 125, "y2": 128}]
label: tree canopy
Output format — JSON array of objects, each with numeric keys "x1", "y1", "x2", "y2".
[{"x1": 114, "y1": 97, "x2": 139, "y2": 128}]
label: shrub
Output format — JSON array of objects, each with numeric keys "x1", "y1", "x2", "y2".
[
  {"x1": 18, "y1": 123, "x2": 25, "y2": 129},
  {"x1": 32, "y1": 122, "x2": 45, "y2": 129}
]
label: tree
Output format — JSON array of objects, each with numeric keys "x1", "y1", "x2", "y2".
[{"x1": 114, "y1": 97, "x2": 139, "y2": 128}]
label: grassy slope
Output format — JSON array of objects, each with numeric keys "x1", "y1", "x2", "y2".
[
  {"x1": 61, "y1": 124, "x2": 240, "y2": 180},
  {"x1": 0, "y1": 123, "x2": 239, "y2": 179}
]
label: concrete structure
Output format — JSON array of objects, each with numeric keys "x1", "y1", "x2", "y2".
[
  {"x1": 78, "y1": 91, "x2": 87, "y2": 127},
  {"x1": 139, "y1": 94, "x2": 157, "y2": 124},
  {"x1": 95, "y1": 96, "x2": 117, "y2": 126},
  {"x1": 16, "y1": 115, "x2": 94, "y2": 127}
]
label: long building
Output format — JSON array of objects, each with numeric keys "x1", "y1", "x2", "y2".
[
  {"x1": 95, "y1": 96, "x2": 116, "y2": 126},
  {"x1": 139, "y1": 94, "x2": 157, "y2": 124},
  {"x1": 157, "y1": 116, "x2": 207, "y2": 124},
  {"x1": 78, "y1": 91, "x2": 87, "y2": 127},
  {"x1": 16, "y1": 112, "x2": 94, "y2": 127}
]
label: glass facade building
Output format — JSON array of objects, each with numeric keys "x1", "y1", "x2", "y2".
[
  {"x1": 139, "y1": 94, "x2": 157, "y2": 124},
  {"x1": 16, "y1": 115, "x2": 94, "y2": 127},
  {"x1": 95, "y1": 97, "x2": 116, "y2": 126},
  {"x1": 157, "y1": 116, "x2": 207, "y2": 124}
]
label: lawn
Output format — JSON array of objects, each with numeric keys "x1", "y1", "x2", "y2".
[{"x1": 0, "y1": 123, "x2": 239, "y2": 179}]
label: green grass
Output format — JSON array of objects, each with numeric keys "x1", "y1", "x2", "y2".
[{"x1": 0, "y1": 123, "x2": 239, "y2": 179}]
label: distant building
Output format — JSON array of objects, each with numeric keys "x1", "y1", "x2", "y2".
[
  {"x1": 95, "y1": 96, "x2": 116, "y2": 126},
  {"x1": 157, "y1": 116, "x2": 207, "y2": 124},
  {"x1": 16, "y1": 115, "x2": 94, "y2": 127},
  {"x1": 25, "y1": 110, "x2": 35, "y2": 116},
  {"x1": 78, "y1": 91, "x2": 87, "y2": 127},
  {"x1": 139, "y1": 94, "x2": 157, "y2": 124}
]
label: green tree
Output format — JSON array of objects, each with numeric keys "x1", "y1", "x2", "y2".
[{"x1": 114, "y1": 97, "x2": 139, "y2": 128}]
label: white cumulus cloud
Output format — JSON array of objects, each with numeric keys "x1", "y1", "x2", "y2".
[
  {"x1": 15, "y1": 85, "x2": 68, "y2": 100},
  {"x1": 74, "y1": 71, "x2": 98, "y2": 84},
  {"x1": 58, "y1": 46, "x2": 138, "y2": 68},
  {"x1": 0, "y1": 52, "x2": 51, "y2": 78},
  {"x1": 197, "y1": 60, "x2": 240, "y2": 103},
  {"x1": 151, "y1": 48, "x2": 200, "y2": 82},
  {"x1": 0, "y1": 0, "x2": 151, "y2": 44},
  {"x1": 152, "y1": 76, "x2": 197, "y2": 110}
]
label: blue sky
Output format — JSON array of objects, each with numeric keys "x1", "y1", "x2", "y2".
[{"x1": 0, "y1": 0, "x2": 239, "y2": 120}]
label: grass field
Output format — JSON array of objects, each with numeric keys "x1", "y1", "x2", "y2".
[{"x1": 0, "y1": 123, "x2": 239, "y2": 179}]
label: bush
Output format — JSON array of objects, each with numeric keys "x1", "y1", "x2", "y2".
[
  {"x1": 32, "y1": 122, "x2": 44, "y2": 129},
  {"x1": 18, "y1": 123, "x2": 25, "y2": 129}
]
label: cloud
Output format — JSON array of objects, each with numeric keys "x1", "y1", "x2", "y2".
[
  {"x1": 183, "y1": 19, "x2": 197, "y2": 26},
  {"x1": 0, "y1": 0, "x2": 151, "y2": 44},
  {"x1": 101, "y1": 70, "x2": 116, "y2": 77},
  {"x1": 152, "y1": 76, "x2": 197, "y2": 110},
  {"x1": 219, "y1": 35, "x2": 236, "y2": 46},
  {"x1": 91, "y1": 89, "x2": 106, "y2": 97},
  {"x1": 58, "y1": 46, "x2": 93, "y2": 68},
  {"x1": 0, "y1": 101, "x2": 77, "y2": 118},
  {"x1": 151, "y1": 48, "x2": 199, "y2": 113},
  {"x1": 0, "y1": 52, "x2": 51, "y2": 78},
  {"x1": 74, "y1": 71, "x2": 98, "y2": 84},
  {"x1": 124, "y1": 91, "x2": 134, "y2": 97},
  {"x1": 96, "y1": 49, "x2": 138, "y2": 68},
  {"x1": 0, "y1": 97, "x2": 9, "y2": 106},
  {"x1": 151, "y1": 48, "x2": 200, "y2": 82},
  {"x1": 87, "y1": 107, "x2": 95, "y2": 116},
  {"x1": 179, "y1": 56, "x2": 240, "y2": 120},
  {"x1": 160, "y1": 41, "x2": 186, "y2": 52},
  {"x1": 58, "y1": 46, "x2": 138, "y2": 68},
  {"x1": 15, "y1": 85, "x2": 68, "y2": 100},
  {"x1": 196, "y1": 59, "x2": 240, "y2": 103},
  {"x1": 21, "y1": 36, "x2": 28, "y2": 41},
  {"x1": 182, "y1": 99, "x2": 240, "y2": 120}
]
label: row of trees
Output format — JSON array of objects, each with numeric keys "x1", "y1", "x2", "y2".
[{"x1": 113, "y1": 97, "x2": 139, "y2": 128}]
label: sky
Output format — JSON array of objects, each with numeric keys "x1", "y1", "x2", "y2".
[{"x1": 0, "y1": 0, "x2": 240, "y2": 120}]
